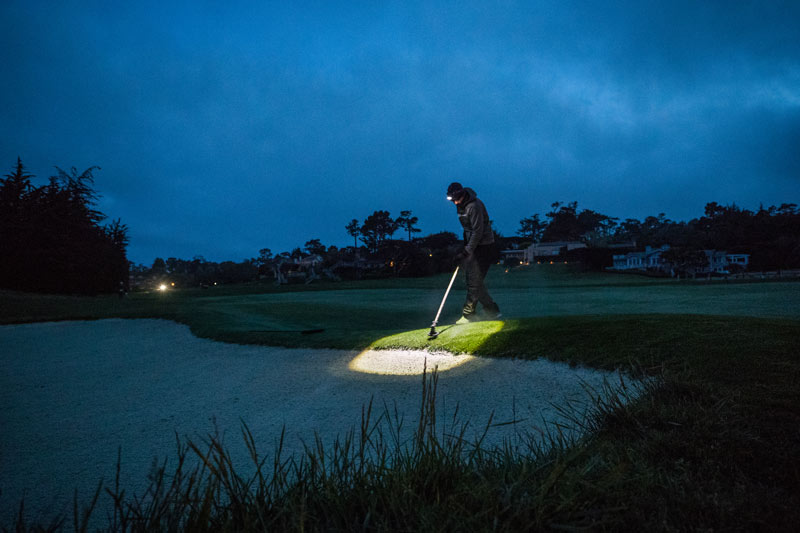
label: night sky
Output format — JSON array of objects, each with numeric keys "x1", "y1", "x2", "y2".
[{"x1": 2, "y1": 1, "x2": 798, "y2": 265}]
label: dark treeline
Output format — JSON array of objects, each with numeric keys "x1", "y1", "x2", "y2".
[
  {"x1": 138, "y1": 201, "x2": 800, "y2": 290},
  {"x1": 138, "y1": 230, "x2": 462, "y2": 289},
  {"x1": 518, "y1": 200, "x2": 800, "y2": 271},
  {"x1": 0, "y1": 159, "x2": 129, "y2": 294},
  {"x1": 134, "y1": 256, "x2": 259, "y2": 288},
  {"x1": 4, "y1": 154, "x2": 798, "y2": 293},
  {"x1": 137, "y1": 210, "x2": 458, "y2": 289}
]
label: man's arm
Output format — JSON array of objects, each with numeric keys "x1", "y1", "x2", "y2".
[{"x1": 464, "y1": 203, "x2": 486, "y2": 255}]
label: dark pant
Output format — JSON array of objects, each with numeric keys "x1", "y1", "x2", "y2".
[{"x1": 462, "y1": 244, "x2": 500, "y2": 318}]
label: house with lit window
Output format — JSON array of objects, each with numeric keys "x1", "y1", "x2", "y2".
[
  {"x1": 726, "y1": 253, "x2": 749, "y2": 269},
  {"x1": 610, "y1": 245, "x2": 750, "y2": 275},
  {"x1": 500, "y1": 248, "x2": 525, "y2": 263},
  {"x1": 610, "y1": 245, "x2": 670, "y2": 272}
]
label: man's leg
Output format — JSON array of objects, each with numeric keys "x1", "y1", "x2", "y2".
[
  {"x1": 476, "y1": 246, "x2": 500, "y2": 316},
  {"x1": 461, "y1": 254, "x2": 481, "y2": 319}
]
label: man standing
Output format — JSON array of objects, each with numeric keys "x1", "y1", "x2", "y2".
[{"x1": 446, "y1": 182, "x2": 501, "y2": 323}]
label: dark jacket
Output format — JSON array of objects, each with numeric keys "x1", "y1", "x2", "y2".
[{"x1": 456, "y1": 188, "x2": 494, "y2": 254}]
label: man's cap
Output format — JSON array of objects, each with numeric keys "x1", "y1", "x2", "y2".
[{"x1": 446, "y1": 182, "x2": 465, "y2": 201}]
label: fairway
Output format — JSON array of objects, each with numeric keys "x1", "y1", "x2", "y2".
[
  {"x1": 230, "y1": 268, "x2": 800, "y2": 324},
  {"x1": 131, "y1": 266, "x2": 800, "y2": 350},
  {"x1": 2, "y1": 266, "x2": 799, "y2": 351}
]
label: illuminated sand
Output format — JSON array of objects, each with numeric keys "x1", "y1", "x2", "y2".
[
  {"x1": 348, "y1": 348, "x2": 476, "y2": 374},
  {"x1": 0, "y1": 319, "x2": 635, "y2": 524}
]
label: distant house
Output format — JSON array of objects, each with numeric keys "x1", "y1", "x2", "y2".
[
  {"x1": 702, "y1": 250, "x2": 728, "y2": 274},
  {"x1": 274, "y1": 254, "x2": 324, "y2": 284},
  {"x1": 522, "y1": 241, "x2": 587, "y2": 263},
  {"x1": 500, "y1": 249, "x2": 525, "y2": 264},
  {"x1": 697, "y1": 251, "x2": 750, "y2": 274},
  {"x1": 726, "y1": 253, "x2": 750, "y2": 269},
  {"x1": 298, "y1": 254, "x2": 324, "y2": 267},
  {"x1": 610, "y1": 245, "x2": 671, "y2": 272},
  {"x1": 609, "y1": 245, "x2": 750, "y2": 275}
]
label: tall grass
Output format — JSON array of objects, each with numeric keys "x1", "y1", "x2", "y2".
[{"x1": 7, "y1": 366, "x2": 645, "y2": 532}]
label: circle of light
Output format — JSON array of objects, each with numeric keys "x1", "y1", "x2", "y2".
[{"x1": 348, "y1": 349, "x2": 475, "y2": 376}]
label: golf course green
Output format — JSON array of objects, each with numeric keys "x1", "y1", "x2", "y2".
[{"x1": 3, "y1": 264, "x2": 798, "y2": 352}]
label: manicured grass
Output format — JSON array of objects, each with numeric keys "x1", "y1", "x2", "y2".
[
  {"x1": 3, "y1": 265, "x2": 798, "y2": 350},
  {"x1": 2, "y1": 268, "x2": 800, "y2": 530}
]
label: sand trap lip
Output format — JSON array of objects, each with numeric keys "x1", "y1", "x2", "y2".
[{"x1": 1, "y1": 318, "x2": 633, "y2": 524}]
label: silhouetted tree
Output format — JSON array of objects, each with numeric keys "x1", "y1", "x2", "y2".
[
  {"x1": 578, "y1": 209, "x2": 617, "y2": 237},
  {"x1": 345, "y1": 219, "x2": 360, "y2": 249},
  {"x1": 360, "y1": 210, "x2": 398, "y2": 253},
  {"x1": 541, "y1": 201, "x2": 616, "y2": 243},
  {"x1": 0, "y1": 158, "x2": 35, "y2": 285},
  {"x1": 151, "y1": 258, "x2": 166, "y2": 274},
  {"x1": 613, "y1": 218, "x2": 642, "y2": 243},
  {"x1": 105, "y1": 219, "x2": 129, "y2": 248},
  {"x1": 395, "y1": 210, "x2": 421, "y2": 242},
  {"x1": 304, "y1": 238, "x2": 326, "y2": 256},
  {"x1": 0, "y1": 157, "x2": 33, "y2": 210},
  {"x1": 257, "y1": 248, "x2": 272, "y2": 265},
  {"x1": 0, "y1": 160, "x2": 129, "y2": 294},
  {"x1": 541, "y1": 201, "x2": 580, "y2": 241},
  {"x1": 633, "y1": 213, "x2": 684, "y2": 247},
  {"x1": 517, "y1": 213, "x2": 546, "y2": 241}
]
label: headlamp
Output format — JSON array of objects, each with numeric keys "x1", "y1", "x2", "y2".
[{"x1": 446, "y1": 182, "x2": 464, "y2": 202}]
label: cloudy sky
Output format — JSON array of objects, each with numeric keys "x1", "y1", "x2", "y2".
[{"x1": 2, "y1": 1, "x2": 798, "y2": 264}]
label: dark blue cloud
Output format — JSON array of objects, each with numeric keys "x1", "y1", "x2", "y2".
[{"x1": 2, "y1": 0, "x2": 798, "y2": 263}]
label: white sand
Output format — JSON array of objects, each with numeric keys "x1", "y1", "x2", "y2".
[{"x1": 0, "y1": 319, "x2": 631, "y2": 525}]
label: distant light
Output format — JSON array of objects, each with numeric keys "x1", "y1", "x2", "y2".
[
  {"x1": 550, "y1": 261, "x2": 554, "y2": 264},
  {"x1": 519, "y1": 260, "x2": 523, "y2": 265},
  {"x1": 429, "y1": 253, "x2": 433, "y2": 257},
  {"x1": 171, "y1": 282, "x2": 175, "y2": 286},
  {"x1": 214, "y1": 282, "x2": 217, "y2": 285},
  {"x1": 158, "y1": 284, "x2": 167, "y2": 291}
]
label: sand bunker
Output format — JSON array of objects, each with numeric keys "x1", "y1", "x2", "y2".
[{"x1": 1, "y1": 319, "x2": 632, "y2": 525}]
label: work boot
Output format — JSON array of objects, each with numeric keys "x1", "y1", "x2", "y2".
[
  {"x1": 483, "y1": 304, "x2": 502, "y2": 320},
  {"x1": 455, "y1": 316, "x2": 472, "y2": 325}
]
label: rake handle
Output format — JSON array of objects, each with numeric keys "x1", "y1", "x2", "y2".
[{"x1": 431, "y1": 266, "x2": 459, "y2": 328}]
